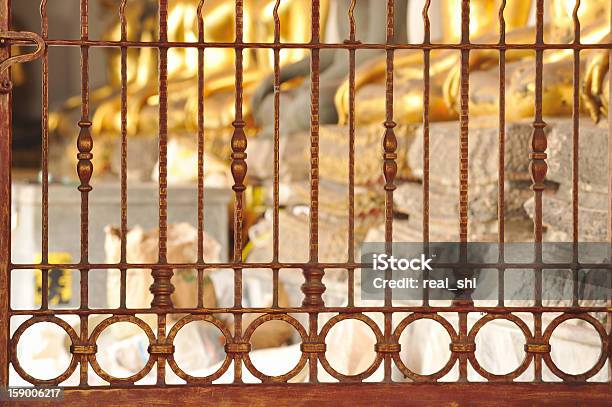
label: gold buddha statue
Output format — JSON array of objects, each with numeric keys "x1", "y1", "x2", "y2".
[
  {"x1": 50, "y1": 0, "x2": 158, "y2": 139},
  {"x1": 454, "y1": 0, "x2": 611, "y2": 122},
  {"x1": 582, "y1": 43, "x2": 610, "y2": 123},
  {"x1": 334, "y1": 0, "x2": 610, "y2": 125},
  {"x1": 94, "y1": 0, "x2": 328, "y2": 135},
  {"x1": 51, "y1": 0, "x2": 329, "y2": 161}
]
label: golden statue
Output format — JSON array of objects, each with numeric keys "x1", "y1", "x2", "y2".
[
  {"x1": 51, "y1": 0, "x2": 329, "y2": 156},
  {"x1": 250, "y1": 0, "x2": 409, "y2": 137},
  {"x1": 334, "y1": 0, "x2": 610, "y2": 125},
  {"x1": 50, "y1": 0, "x2": 159, "y2": 139},
  {"x1": 582, "y1": 43, "x2": 610, "y2": 123}
]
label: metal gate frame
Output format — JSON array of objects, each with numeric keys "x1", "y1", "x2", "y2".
[{"x1": 0, "y1": 0, "x2": 611, "y2": 405}]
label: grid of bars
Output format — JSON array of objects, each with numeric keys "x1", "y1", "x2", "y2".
[{"x1": 0, "y1": 0, "x2": 611, "y2": 389}]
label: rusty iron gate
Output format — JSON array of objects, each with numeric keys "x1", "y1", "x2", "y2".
[{"x1": 0, "y1": 0, "x2": 611, "y2": 405}]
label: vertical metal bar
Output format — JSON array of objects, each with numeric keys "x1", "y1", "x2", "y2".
[
  {"x1": 154, "y1": 0, "x2": 171, "y2": 385},
  {"x1": 152, "y1": 0, "x2": 173, "y2": 308},
  {"x1": 119, "y1": 0, "x2": 128, "y2": 309},
  {"x1": 346, "y1": 0, "x2": 356, "y2": 308},
  {"x1": 40, "y1": 0, "x2": 49, "y2": 310},
  {"x1": 303, "y1": 0, "x2": 322, "y2": 382},
  {"x1": 77, "y1": 0, "x2": 92, "y2": 264},
  {"x1": 457, "y1": 0, "x2": 471, "y2": 382},
  {"x1": 157, "y1": 313, "x2": 167, "y2": 384},
  {"x1": 158, "y1": 0, "x2": 168, "y2": 267},
  {"x1": 382, "y1": 2, "x2": 397, "y2": 257},
  {"x1": 308, "y1": 1, "x2": 320, "y2": 268},
  {"x1": 531, "y1": 0, "x2": 547, "y2": 255},
  {"x1": 458, "y1": 1, "x2": 470, "y2": 244},
  {"x1": 497, "y1": 0, "x2": 506, "y2": 307},
  {"x1": 382, "y1": 0, "x2": 397, "y2": 383},
  {"x1": 0, "y1": 0, "x2": 11, "y2": 388},
  {"x1": 608, "y1": 0, "x2": 612, "y2": 381},
  {"x1": 422, "y1": 0, "x2": 431, "y2": 307},
  {"x1": 231, "y1": 0, "x2": 247, "y2": 383},
  {"x1": 272, "y1": 0, "x2": 281, "y2": 308},
  {"x1": 530, "y1": 0, "x2": 547, "y2": 382},
  {"x1": 196, "y1": 0, "x2": 205, "y2": 308},
  {"x1": 571, "y1": 0, "x2": 581, "y2": 307},
  {"x1": 150, "y1": 0, "x2": 174, "y2": 316},
  {"x1": 76, "y1": 0, "x2": 93, "y2": 386}
]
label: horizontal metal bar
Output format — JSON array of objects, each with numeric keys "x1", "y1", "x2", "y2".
[
  {"x1": 9, "y1": 262, "x2": 612, "y2": 270},
  {"x1": 9, "y1": 306, "x2": 610, "y2": 316},
  {"x1": 9, "y1": 262, "x2": 366, "y2": 270},
  {"x1": 5, "y1": 38, "x2": 612, "y2": 51}
]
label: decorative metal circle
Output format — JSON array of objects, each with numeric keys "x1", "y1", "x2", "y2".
[
  {"x1": 468, "y1": 313, "x2": 533, "y2": 381},
  {"x1": 242, "y1": 314, "x2": 308, "y2": 382},
  {"x1": 88, "y1": 315, "x2": 156, "y2": 383},
  {"x1": 318, "y1": 313, "x2": 384, "y2": 381},
  {"x1": 392, "y1": 313, "x2": 458, "y2": 381},
  {"x1": 166, "y1": 314, "x2": 233, "y2": 383},
  {"x1": 10, "y1": 316, "x2": 80, "y2": 385},
  {"x1": 542, "y1": 313, "x2": 608, "y2": 381}
]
